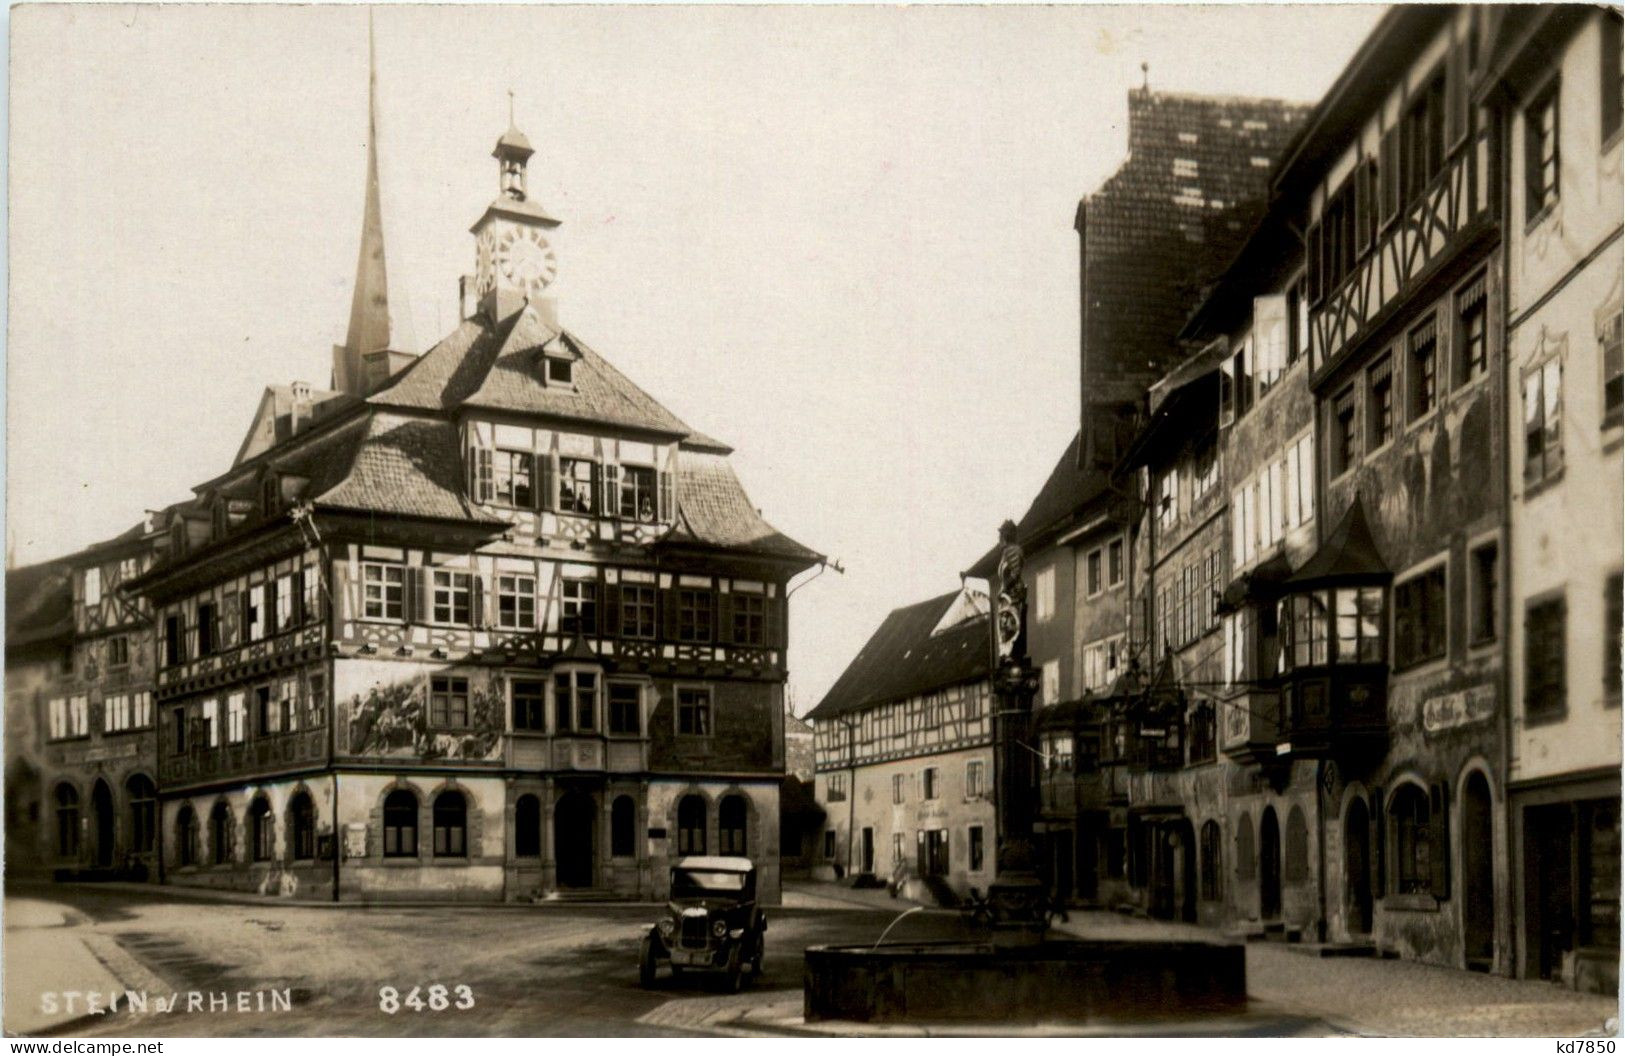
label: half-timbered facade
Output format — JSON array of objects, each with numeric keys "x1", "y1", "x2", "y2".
[
  {"x1": 124, "y1": 104, "x2": 819, "y2": 903},
  {"x1": 809, "y1": 589, "x2": 994, "y2": 900}
]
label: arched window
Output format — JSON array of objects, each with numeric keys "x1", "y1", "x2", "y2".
[
  {"x1": 210, "y1": 800, "x2": 234, "y2": 865},
  {"x1": 126, "y1": 775, "x2": 157, "y2": 854},
  {"x1": 433, "y1": 790, "x2": 467, "y2": 858},
  {"x1": 1233, "y1": 812, "x2": 1255, "y2": 881},
  {"x1": 1285, "y1": 805, "x2": 1309, "y2": 883},
  {"x1": 1389, "y1": 783, "x2": 1433, "y2": 895},
  {"x1": 514, "y1": 794, "x2": 541, "y2": 858},
  {"x1": 1200, "y1": 820, "x2": 1222, "y2": 901},
  {"x1": 249, "y1": 798, "x2": 274, "y2": 862},
  {"x1": 677, "y1": 794, "x2": 706, "y2": 855},
  {"x1": 55, "y1": 783, "x2": 79, "y2": 858},
  {"x1": 719, "y1": 795, "x2": 748, "y2": 856},
  {"x1": 611, "y1": 796, "x2": 636, "y2": 858},
  {"x1": 176, "y1": 805, "x2": 198, "y2": 866},
  {"x1": 288, "y1": 792, "x2": 315, "y2": 861},
  {"x1": 383, "y1": 790, "x2": 418, "y2": 858}
]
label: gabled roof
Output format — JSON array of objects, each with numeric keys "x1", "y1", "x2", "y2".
[
  {"x1": 233, "y1": 384, "x2": 356, "y2": 467},
  {"x1": 367, "y1": 305, "x2": 694, "y2": 440},
  {"x1": 661, "y1": 450, "x2": 821, "y2": 564},
  {"x1": 5, "y1": 559, "x2": 72, "y2": 651},
  {"x1": 1286, "y1": 495, "x2": 1390, "y2": 588},
  {"x1": 808, "y1": 590, "x2": 990, "y2": 720}
]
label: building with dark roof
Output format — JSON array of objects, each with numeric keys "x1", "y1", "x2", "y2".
[
  {"x1": 114, "y1": 53, "x2": 819, "y2": 903},
  {"x1": 7, "y1": 516, "x2": 169, "y2": 881},
  {"x1": 808, "y1": 588, "x2": 994, "y2": 900}
]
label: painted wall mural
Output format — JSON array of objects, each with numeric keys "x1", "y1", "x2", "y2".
[{"x1": 345, "y1": 673, "x2": 504, "y2": 761}]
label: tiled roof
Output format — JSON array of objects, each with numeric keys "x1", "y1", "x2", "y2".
[
  {"x1": 313, "y1": 412, "x2": 506, "y2": 524},
  {"x1": 367, "y1": 306, "x2": 695, "y2": 440},
  {"x1": 662, "y1": 450, "x2": 821, "y2": 564},
  {"x1": 807, "y1": 590, "x2": 990, "y2": 720},
  {"x1": 6, "y1": 559, "x2": 71, "y2": 650}
]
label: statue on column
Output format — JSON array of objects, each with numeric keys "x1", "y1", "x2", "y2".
[{"x1": 994, "y1": 519, "x2": 1027, "y2": 665}]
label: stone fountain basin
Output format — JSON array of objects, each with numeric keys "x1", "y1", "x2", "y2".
[{"x1": 803, "y1": 938, "x2": 1246, "y2": 1024}]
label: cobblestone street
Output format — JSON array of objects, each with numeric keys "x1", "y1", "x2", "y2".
[{"x1": 5, "y1": 881, "x2": 1616, "y2": 1038}]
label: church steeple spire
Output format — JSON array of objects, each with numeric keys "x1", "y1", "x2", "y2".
[{"x1": 333, "y1": 12, "x2": 415, "y2": 397}]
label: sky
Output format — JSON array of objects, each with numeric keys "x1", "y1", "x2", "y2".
[{"x1": 7, "y1": 3, "x2": 1385, "y2": 716}]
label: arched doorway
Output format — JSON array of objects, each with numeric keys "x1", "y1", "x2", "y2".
[
  {"x1": 1345, "y1": 798, "x2": 1373, "y2": 936},
  {"x1": 1259, "y1": 806, "x2": 1282, "y2": 922},
  {"x1": 1171, "y1": 821, "x2": 1197, "y2": 922},
  {"x1": 90, "y1": 780, "x2": 115, "y2": 868},
  {"x1": 1463, "y1": 772, "x2": 1494, "y2": 970},
  {"x1": 554, "y1": 791, "x2": 596, "y2": 888}
]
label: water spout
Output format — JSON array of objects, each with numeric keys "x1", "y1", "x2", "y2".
[{"x1": 871, "y1": 905, "x2": 924, "y2": 951}]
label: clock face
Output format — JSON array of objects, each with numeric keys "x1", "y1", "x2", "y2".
[{"x1": 494, "y1": 226, "x2": 558, "y2": 294}]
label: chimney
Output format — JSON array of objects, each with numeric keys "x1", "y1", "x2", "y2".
[
  {"x1": 459, "y1": 275, "x2": 478, "y2": 321},
  {"x1": 289, "y1": 380, "x2": 314, "y2": 436}
]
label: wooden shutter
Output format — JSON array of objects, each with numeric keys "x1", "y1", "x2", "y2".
[
  {"x1": 470, "y1": 575, "x2": 486, "y2": 629},
  {"x1": 1430, "y1": 781, "x2": 1451, "y2": 897},
  {"x1": 1306, "y1": 223, "x2": 1322, "y2": 304},
  {"x1": 407, "y1": 567, "x2": 428, "y2": 624},
  {"x1": 1220, "y1": 353, "x2": 1236, "y2": 428},
  {"x1": 292, "y1": 570, "x2": 306, "y2": 626},
  {"x1": 663, "y1": 583, "x2": 681, "y2": 640},
  {"x1": 601, "y1": 574, "x2": 620, "y2": 638},
  {"x1": 477, "y1": 448, "x2": 494, "y2": 503},
  {"x1": 538, "y1": 451, "x2": 558, "y2": 512},
  {"x1": 658, "y1": 465, "x2": 674, "y2": 523},
  {"x1": 1381, "y1": 124, "x2": 1401, "y2": 224},
  {"x1": 329, "y1": 561, "x2": 349, "y2": 625},
  {"x1": 767, "y1": 593, "x2": 785, "y2": 650},
  {"x1": 718, "y1": 588, "x2": 735, "y2": 645},
  {"x1": 601, "y1": 463, "x2": 622, "y2": 519}
]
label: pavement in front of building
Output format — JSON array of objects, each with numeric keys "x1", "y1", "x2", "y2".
[{"x1": 4, "y1": 879, "x2": 1618, "y2": 1038}]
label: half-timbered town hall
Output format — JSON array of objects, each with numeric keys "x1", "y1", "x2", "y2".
[{"x1": 116, "y1": 66, "x2": 820, "y2": 902}]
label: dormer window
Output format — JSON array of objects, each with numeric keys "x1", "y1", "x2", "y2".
[
  {"x1": 170, "y1": 520, "x2": 187, "y2": 558},
  {"x1": 546, "y1": 356, "x2": 574, "y2": 386}
]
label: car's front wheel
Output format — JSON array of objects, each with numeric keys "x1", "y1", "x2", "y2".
[
  {"x1": 638, "y1": 932, "x2": 659, "y2": 989},
  {"x1": 724, "y1": 943, "x2": 744, "y2": 993},
  {"x1": 751, "y1": 934, "x2": 764, "y2": 977}
]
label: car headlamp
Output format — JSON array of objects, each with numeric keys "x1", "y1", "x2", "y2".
[
  {"x1": 712, "y1": 919, "x2": 728, "y2": 937},
  {"x1": 658, "y1": 918, "x2": 675, "y2": 937}
]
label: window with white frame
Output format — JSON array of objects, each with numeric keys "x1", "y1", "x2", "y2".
[
  {"x1": 276, "y1": 575, "x2": 296, "y2": 630},
  {"x1": 83, "y1": 568, "x2": 101, "y2": 607},
  {"x1": 107, "y1": 635, "x2": 130, "y2": 668},
  {"x1": 432, "y1": 571, "x2": 473, "y2": 625},
  {"x1": 1158, "y1": 471, "x2": 1178, "y2": 529},
  {"x1": 132, "y1": 692, "x2": 152, "y2": 730},
  {"x1": 1524, "y1": 353, "x2": 1564, "y2": 486},
  {"x1": 619, "y1": 465, "x2": 658, "y2": 522},
  {"x1": 362, "y1": 563, "x2": 404, "y2": 621},
  {"x1": 1082, "y1": 635, "x2": 1124, "y2": 691},
  {"x1": 201, "y1": 698, "x2": 220, "y2": 748},
  {"x1": 1086, "y1": 548, "x2": 1103, "y2": 597},
  {"x1": 1035, "y1": 566, "x2": 1056, "y2": 622},
  {"x1": 561, "y1": 577, "x2": 598, "y2": 635},
  {"x1": 103, "y1": 694, "x2": 130, "y2": 733},
  {"x1": 1107, "y1": 537, "x2": 1125, "y2": 588},
  {"x1": 494, "y1": 449, "x2": 533, "y2": 507},
  {"x1": 966, "y1": 759, "x2": 987, "y2": 799},
  {"x1": 1041, "y1": 659, "x2": 1061, "y2": 705},
  {"x1": 497, "y1": 574, "x2": 537, "y2": 630},
  {"x1": 558, "y1": 457, "x2": 596, "y2": 514},
  {"x1": 226, "y1": 693, "x2": 247, "y2": 744}
]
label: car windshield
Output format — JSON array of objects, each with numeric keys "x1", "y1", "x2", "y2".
[{"x1": 672, "y1": 869, "x2": 748, "y2": 897}]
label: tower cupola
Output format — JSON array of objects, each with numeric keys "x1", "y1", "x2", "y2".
[{"x1": 470, "y1": 101, "x2": 561, "y2": 325}]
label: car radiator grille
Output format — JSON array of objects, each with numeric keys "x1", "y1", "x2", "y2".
[{"x1": 680, "y1": 917, "x2": 709, "y2": 949}]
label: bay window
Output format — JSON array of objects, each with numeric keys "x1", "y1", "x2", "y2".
[{"x1": 554, "y1": 670, "x2": 597, "y2": 732}]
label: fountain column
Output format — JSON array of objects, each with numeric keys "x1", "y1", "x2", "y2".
[{"x1": 987, "y1": 520, "x2": 1049, "y2": 945}]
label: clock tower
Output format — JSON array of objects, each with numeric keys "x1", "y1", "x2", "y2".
[{"x1": 471, "y1": 114, "x2": 561, "y2": 326}]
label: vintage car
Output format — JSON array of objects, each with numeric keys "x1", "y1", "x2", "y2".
[{"x1": 638, "y1": 855, "x2": 765, "y2": 991}]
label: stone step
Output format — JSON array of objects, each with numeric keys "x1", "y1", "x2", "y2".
[{"x1": 1283, "y1": 941, "x2": 1378, "y2": 958}]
